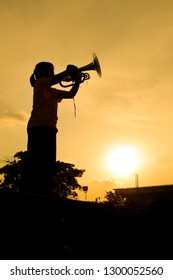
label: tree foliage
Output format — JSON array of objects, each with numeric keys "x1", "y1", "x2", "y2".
[
  {"x1": 52, "y1": 161, "x2": 84, "y2": 198},
  {"x1": 0, "y1": 151, "x2": 26, "y2": 192},
  {"x1": 104, "y1": 191, "x2": 127, "y2": 206},
  {"x1": 0, "y1": 151, "x2": 85, "y2": 198}
]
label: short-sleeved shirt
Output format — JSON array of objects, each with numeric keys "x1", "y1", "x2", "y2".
[{"x1": 27, "y1": 77, "x2": 61, "y2": 130}]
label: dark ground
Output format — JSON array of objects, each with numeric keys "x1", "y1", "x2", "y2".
[{"x1": 0, "y1": 190, "x2": 173, "y2": 260}]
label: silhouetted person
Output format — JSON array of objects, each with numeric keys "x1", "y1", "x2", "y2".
[{"x1": 26, "y1": 61, "x2": 81, "y2": 195}]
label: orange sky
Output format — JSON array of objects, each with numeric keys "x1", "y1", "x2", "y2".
[{"x1": 1, "y1": 0, "x2": 173, "y2": 201}]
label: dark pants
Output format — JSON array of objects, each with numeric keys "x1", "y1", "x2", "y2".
[{"x1": 26, "y1": 126, "x2": 57, "y2": 195}]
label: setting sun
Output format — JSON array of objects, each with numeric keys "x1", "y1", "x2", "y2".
[{"x1": 106, "y1": 146, "x2": 140, "y2": 177}]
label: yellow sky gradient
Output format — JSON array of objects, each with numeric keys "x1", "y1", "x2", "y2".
[{"x1": 1, "y1": 0, "x2": 173, "y2": 201}]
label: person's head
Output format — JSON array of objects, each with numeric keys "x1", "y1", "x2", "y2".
[
  {"x1": 30, "y1": 62, "x2": 54, "y2": 87},
  {"x1": 34, "y1": 62, "x2": 54, "y2": 79}
]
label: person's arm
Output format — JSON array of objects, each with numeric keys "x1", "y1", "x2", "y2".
[
  {"x1": 50, "y1": 70, "x2": 68, "y2": 86},
  {"x1": 51, "y1": 81, "x2": 80, "y2": 99},
  {"x1": 64, "y1": 82, "x2": 80, "y2": 98},
  {"x1": 50, "y1": 64, "x2": 80, "y2": 86},
  {"x1": 50, "y1": 65, "x2": 81, "y2": 99}
]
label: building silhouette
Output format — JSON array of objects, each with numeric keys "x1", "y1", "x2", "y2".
[{"x1": 114, "y1": 184, "x2": 173, "y2": 207}]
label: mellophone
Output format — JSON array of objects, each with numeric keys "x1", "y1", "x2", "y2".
[{"x1": 60, "y1": 52, "x2": 102, "y2": 87}]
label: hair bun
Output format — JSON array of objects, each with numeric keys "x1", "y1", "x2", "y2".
[{"x1": 30, "y1": 73, "x2": 36, "y2": 87}]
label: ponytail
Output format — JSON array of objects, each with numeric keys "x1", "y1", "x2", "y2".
[{"x1": 30, "y1": 73, "x2": 36, "y2": 87}]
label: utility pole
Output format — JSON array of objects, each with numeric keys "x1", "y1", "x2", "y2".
[{"x1": 135, "y1": 174, "x2": 139, "y2": 188}]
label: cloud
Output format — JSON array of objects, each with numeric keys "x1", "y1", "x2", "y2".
[
  {"x1": 89, "y1": 177, "x2": 122, "y2": 191},
  {"x1": 0, "y1": 111, "x2": 28, "y2": 126},
  {"x1": 83, "y1": 177, "x2": 124, "y2": 201}
]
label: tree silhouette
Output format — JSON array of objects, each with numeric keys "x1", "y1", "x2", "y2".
[
  {"x1": 0, "y1": 151, "x2": 26, "y2": 192},
  {"x1": 104, "y1": 190, "x2": 127, "y2": 206},
  {"x1": 52, "y1": 161, "x2": 84, "y2": 198},
  {"x1": 0, "y1": 151, "x2": 85, "y2": 198}
]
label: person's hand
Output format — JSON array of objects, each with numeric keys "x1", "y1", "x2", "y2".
[
  {"x1": 66, "y1": 64, "x2": 78, "y2": 73},
  {"x1": 66, "y1": 64, "x2": 81, "y2": 83}
]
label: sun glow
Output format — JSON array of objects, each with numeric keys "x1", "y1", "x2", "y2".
[{"x1": 106, "y1": 146, "x2": 140, "y2": 177}]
